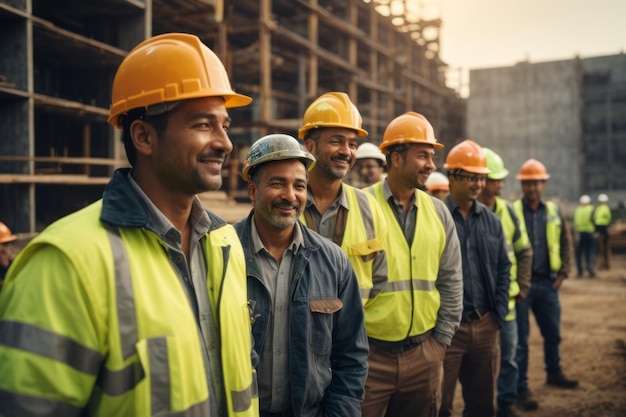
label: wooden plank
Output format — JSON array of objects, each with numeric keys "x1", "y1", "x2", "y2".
[
  {"x1": 0, "y1": 156, "x2": 128, "y2": 167},
  {"x1": 0, "y1": 174, "x2": 111, "y2": 185}
]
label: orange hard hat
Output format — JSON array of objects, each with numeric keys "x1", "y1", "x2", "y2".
[
  {"x1": 108, "y1": 33, "x2": 252, "y2": 128},
  {"x1": 0, "y1": 222, "x2": 17, "y2": 244},
  {"x1": 516, "y1": 158, "x2": 550, "y2": 180},
  {"x1": 298, "y1": 92, "x2": 368, "y2": 139},
  {"x1": 379, "y1": 112, "x2": 443, "y2": 153},
  {"x1": 443, "y1": 139, "x2": 490, "y2": 175}
]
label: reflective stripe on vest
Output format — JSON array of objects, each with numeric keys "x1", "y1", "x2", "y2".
[
  {"x1": 366, "y1": 183, "x2": 445, "y2": 340},
  {"x1": 106, "y1": 228, "x2": 212, "y2": 415},
  {"x1": 494, "y1": 198, "x2": 523, "y2": 320},
  {"x1": 301, "y1": 185, "x2": 386, "y2": 303},
  {"x1": 514, "y1": 200, "x2": 562, "y2": 272}
]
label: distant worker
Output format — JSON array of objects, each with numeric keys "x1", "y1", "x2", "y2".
[
  {"x1": 479, "y1": 148, "x2": 533, "y2": 417},
  {"x1": 0, "y1": 33, "x2": 259, "y2": 416},
  {"x1": 0, "y1": 221, "x2": 18, "y2": 291},
  {"x1": 573, "y1": 194, "x2": 596, "y2": 278},
  {"x1": 594, "y1": 193, "x2": 612, "y2": 270},
  {"x1": 440, "y1": 140, "x2": 511, "y2": 417},
  {"x1": 234, "y1": 134, "x2": 368, "y2": 417},
  {"x1": 514, "y1": 158, "x2": 578, "y2": 412},
  {"x1": 364, "y1": 112, "x2": 463, "y2": 417},
  {"x1": 354, "y1": 142, "x2": 386, "y2": 188},
  {"x1": 425, "y1": 171, "x2": 450, "y2": 201}
]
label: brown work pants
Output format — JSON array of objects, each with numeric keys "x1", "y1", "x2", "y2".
[
  {"x1": 361, "y1": 337, "x2": 447, "y2": 417},
  {"x1": 596, "y1": 230, "x2": 611, "y2": 270},
  {"x1": 439, "y1": 312, "x2": 500, "y2": 417}
]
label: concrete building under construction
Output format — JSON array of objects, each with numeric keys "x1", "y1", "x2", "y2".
[
  {"x1": 0, "y1": 0, "x2": 465, "y2": 233},
  {"x1": 468, "y1": 53, "x2": 626, "y2": 206}
]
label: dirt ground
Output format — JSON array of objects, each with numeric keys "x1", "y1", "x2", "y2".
[{"x1": 452, "y1": 250, "x2": 626, "y2": 417}]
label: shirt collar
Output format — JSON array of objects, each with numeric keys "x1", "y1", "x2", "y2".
[
  {"x1": 127, "y1": 172, "x2": 211, "y2": 239},
  {"x1": 250, "y1": 214, "x2": 304, "y2": 256},
  {"x1": 306, "y1": 183, "x2": 350, "y2": 211},
  {"x1": 382, "y1": 178, "x2": 417, "y2": 208}
]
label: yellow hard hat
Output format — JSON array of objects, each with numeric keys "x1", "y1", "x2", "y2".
[
  {"x1": 108, "y1": 33, "x2": 252, "y2": 128},
  {"x1": 298, "y1": 92, "x2": 367, "y2": 139}
]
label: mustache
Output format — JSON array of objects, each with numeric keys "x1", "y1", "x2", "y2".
[
  {"x1": 331, "y1": 155, "x2": 352, "y2": 164},
  {"x1": 273, "y1": 200, "x2": 300, "y2": 210}
]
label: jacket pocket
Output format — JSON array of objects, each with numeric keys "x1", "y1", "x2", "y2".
[
  {"x1": 347, "y1": 238, "x2": 384, "y2": 262},
  {"x1": 309, "y1": 298, "x2": 343, "y2": 354}
]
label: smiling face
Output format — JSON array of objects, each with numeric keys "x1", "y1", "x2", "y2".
[
  {"x1": 305, "y1": 127, "x2": 358, "y2": 180},
  {"x1": 449, "y1": 170, "x2": 487, "y2": 204},
  {"x1": 391, "y1": 143, "x2": 436, "y2": 190},
  {"x1": 249, "y1": 159, "x2": 308, "y2": 231},
  {"x1": 141, "y1": 96, "x2": 233, "y2": 196}
]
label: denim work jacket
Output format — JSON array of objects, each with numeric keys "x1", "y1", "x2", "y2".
[{"x1": 234, "y1": 212, "x2": 368, "y2": 417}]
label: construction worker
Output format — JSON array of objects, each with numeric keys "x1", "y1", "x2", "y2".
[
  {"x1": 594, "y1": 193, "x2": 612, "y2": 270},
  {"x1": 0, "y1": 221, "x2": 18, "y2": 291},
  {"x1": 353, "y1": 141, "x2": 387, "y2": 188},
  {"x1": 514, "y1": 158, "x2": 577, "y2": 412},
  {"x1": 298, "y1": 92, "x2": 389, "y2": 307},
  {"x1": 234, "y1": 134, "x2": 368, "y2": 417},
  {"x1": 440, "y1": 140, "x2": 511, "y2": 417},
  {"x1": 479, "y1": 148, "x2": 533, "y2": 417},
  {"x1": 0, "y1": 33, "x2": 258, "y2": 416},
  {"x1": 425, "y1": 171, "x2": 450, "y2": 201},
  {"x1": 365, "y1": 112, "x2": 463, "y2": 417},
  {"x1": 573, "y1": 194, "x2": 596, "y2": 277}
]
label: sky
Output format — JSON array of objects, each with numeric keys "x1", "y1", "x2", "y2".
[{"x1": 425, "y1": 0, "x2": 626, "y2": 96}]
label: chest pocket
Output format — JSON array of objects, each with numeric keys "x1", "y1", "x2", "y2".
[
  {"x1": 309, "y1": 299, "x2": 343, "y2": 354},
  {"x1": 348, "y1": 238, "x2": 384, "y2": 262}
]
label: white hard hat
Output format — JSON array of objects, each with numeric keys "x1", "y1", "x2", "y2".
[
  {"x1": 356, "y1": 142, "x2": 386, "y2": 165},
  {"x1": 598, "y1": 193, "x2": 609, "y2": 203},
  {"x1": 579, "y1": 195, "x2": 591, "y2": 204},
  {"x1": 425, "y1": 171, "x2": 449, "y2": 192}
]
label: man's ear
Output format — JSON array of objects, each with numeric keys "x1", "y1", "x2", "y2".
[
  {"x1": 130, "y1": 120, "x2": 155, "y2": 157},
  {"x1": 304, "y1": 138, "x2": 315, "y2": 153},
  {"x1": 390, "y1": 151, "x2": 402, "y2": 168},
  {"x1": 248, "y1": 181, "x2": 257, "y2": 203}
]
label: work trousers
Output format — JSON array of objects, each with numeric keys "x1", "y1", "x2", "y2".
[
  {"x1": 497, "y1": 317, "x2": 519, "y2": 408},
  {"x1": 439, "y1": 312, "x2": 500, "y2": 417},
  {"x1": 362, "y1": 337, "x2": 446, "y2": 417},
  {"x1": 516, "y1": 278, "x2": 562, "y2": 393},
  {"x1": 575, "y1": 232, "x2": 596, "y2": 275}
]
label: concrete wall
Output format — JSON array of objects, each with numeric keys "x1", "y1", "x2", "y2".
[{"x1": 467, "y1": 59, "x2": 583, "y2": 203}]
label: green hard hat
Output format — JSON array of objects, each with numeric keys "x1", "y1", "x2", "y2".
[
  {"x1": 482, "y1": 147, "x2": 509, "y2": 180},
  {"x1": 242, "y1": 134, "x2": 316, "y2": 181}
]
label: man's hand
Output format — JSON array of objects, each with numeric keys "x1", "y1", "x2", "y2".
[{"x1": 553, "y1": 274, "x2": 567, "y2": 290}]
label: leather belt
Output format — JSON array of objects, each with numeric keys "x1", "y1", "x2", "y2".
[{"x1": 368, "y1": 330, "x2": 432, "y2": 353}]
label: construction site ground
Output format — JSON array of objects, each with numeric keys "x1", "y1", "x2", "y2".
[{"x1": 452, "y1": 251, "x2": 626, "y2": 417}]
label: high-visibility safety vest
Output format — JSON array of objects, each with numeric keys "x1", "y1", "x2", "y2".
[
  {"x1": 574, "y1": 204, "x2": 595, "y2": 233},
  {"x1": 0, "y1": 201, "x2": 258, "y2": 417},
  {"x1": 514, "y1": 199, "x2": 562, "y2": 273},
  {"x1": 301, "y1": 184, "x2": 387, "y2": 304},
  {"x1": 593, "y1": 204, "x2": 612, "y2": 227},
  {"x1": 493, "y1": 197, "x2": 530, "y2": 321},
  {"x1": 366, "y1": 183, "x2": 445, "y2": 341}
]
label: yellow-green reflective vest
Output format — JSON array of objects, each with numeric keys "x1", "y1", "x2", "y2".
[
  {"x1": 367, "y1": 183, "x2": 445, "y2": 341},
  {"x1": 514, "y1": 199, "x2": 562, "y2": 272},
  {"x1": 0, "y1": 201, "x2": 258, "y2": 417},
  {"x1": 301, "y1": 184, "x2": 387, "y2": 304},
  {"x1": 493, "y1": 197, "x2": 530, "y2": 320},
  {"x1": 593, "y1": 204, "x2": 612, "y2": 227},
  {"x1": 574, "y1": 205, "x2": 595, "y2": 233}
]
